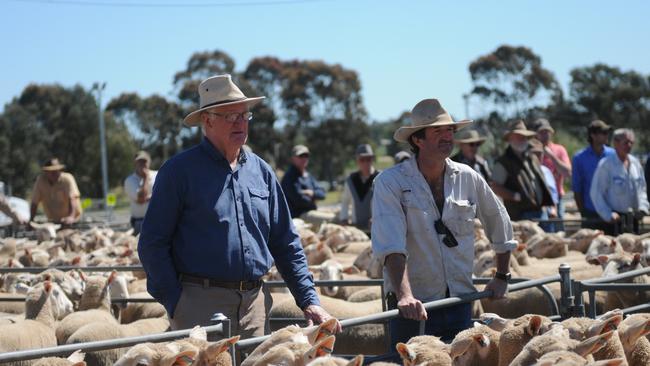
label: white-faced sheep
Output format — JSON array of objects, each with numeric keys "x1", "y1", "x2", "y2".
[
  {"x1": 251, "y1": 334, "x2": 335, "y2": 366},
  {"x1": 449, "y1": 323, "x2": 500, "y2": 366},
  {"x1": 0, "y1": 281, "x2": 58, "y2": 365},
  {"x1": 617, "y1": 314, "x2": 650, "y2": 366},
  {"x1": 241, "y1": 319, "x2": 338, "y2": 366},
  {"x1": 396, "y1": 335, "x2": 451, "y2": 366},
  {"x1": 32, "y1": 350, "x2": 87, "y2": 366},
  {"x1": 497, "y1": 314, "x2": 554, "y2": 366},
  {"x1": 568, "y1": 228, "x2": 605, "y2": 253},
  {"x1": 306, "y1": 355, "x2": 363, "y2": 366}
]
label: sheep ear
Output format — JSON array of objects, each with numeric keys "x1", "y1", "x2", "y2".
[
  {"x1": 205, "y1": 335, "x2": 239, "y2": 358},
  {"x1": 343, "y1": 265, "x2": 360, "y2": 274},
  {"x1": 121, "y1": 248, "x2": 133, "y2": 258},
  {"x1": 632, "y1": 253, "x2": 641, "y2": 265},
  {"x1": 516, "y1": 243, "x2": 527, "y2": 252},
  {"x1": 574, "y1": 330, "x2": 613, "y2": 356},
  {"x1": 317, "y1": 318, "x2": 338, "y2": 340},
  {"x1": 591, "y1": 358, "x2": 626, "y2": 366},
  {"x1": 396, "y1": 343, "x2": 413, "y2": 361},
  {"x1": 72, "y1": 256, "x2": 82, "y2": 265},
  {"x1": 71, "y1": 362, "x2": 86, "y2": 366},
  {"x1": 304, "y1": 335, "x2": 335, "y2": 361},
  {"x1": 598, "y1": 255, "x2": 609, "y2": 265},
  {"x1": 590, "y1": 314, "x2": 622, "y2": 335},
  {"x1": 78, "y1": 270, "x2": 86, "y2": 282},
  {"x1": 449, "y1": 338, "x2": 473, "y2": 359},
  {"x1": 106, "y1": 270, "x2": 117, "y2": 285},
  {"x1": 587, "y1": 256, "x2": 601, "y2": 265},
  {"x1": 473, "y1": 334, "x2": 489, "y2": 347},
  {"x1": 347, "y1": 354, "x2": 363, "y2": 366},
  {"x1": 67, "y1": 350, "x2": 85, "y2": 363},
  {"x1": 44, "y1": 280, "x2": 52, "y2": 293},
  {"x1": 527, "y1": 315, "x2": 543, "y2": 336}
]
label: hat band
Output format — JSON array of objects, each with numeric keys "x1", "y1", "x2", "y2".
[{"x1": 200, "y1": 97, "x2": 247, "y2": 109}]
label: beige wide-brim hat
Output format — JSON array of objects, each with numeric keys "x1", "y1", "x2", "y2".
[
  {"x1": 183, "y1": 74, "x2": 265, "y2": 127},
  {"x1": 454, "y1": 129, "x2": 486, "y2": 144},
  {"x1": 394, "y1": 99, "x2": 472, "y2": 143},
  {"x1": 42, "y1": 158, "x2": 65, "y2": 171},
  {"x1": 503, "y1": 119, "x2": 536, "y2": 141}
]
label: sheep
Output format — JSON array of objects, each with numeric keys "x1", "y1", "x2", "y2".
[
  {"x1": 351, "y1": 246, "x2": 382, "y2": 279},
  {"x1": 306, "y1": 354, "x2": 364, "y2": 366},
  {"x1": 303, "y1": 243, "x2": 334, "y2": 265},
  {"x1": 269, "y1": 295, "x2": 385, "y2": 355},
  {"x1": 560, "y1": 311, "x2": 623, "y2": 341},
  {"x1": 526, "y1": 232, "x2": 569, "y2": 259},
  {"x1": 66, "y1": 317, "x2": 170, "y2": 366},
  {"x1": 32, "y1": 350, "x2": 86, "y2": 366},
  {"x1": 347, "y1": 287, "x2": 381, "y2": 302},
  {"x1": 509, "y1": 325, "x2": 614, "y2": 366},
  {"x1": 29, "y1": 221, "x2": 61, "y2": 242},
  {"x1": 251, "y1": 334, "x2": 335, "y2": 366},
  {"x1": 617, "y1": 314, "x2": 650, "y2": 366},
  {"x1": 497, "y1": 314, "x2": 554, "y2": 366},
  {"x1": 120, "y1": 292, "x2": 167, "y2": 324},
  {"x1": 568, "y1": 229, "x2": 605, "y2": 253},
  {"x1": 449, "y1": 323, "x2": 500, "y2": 366},
  {"x1": 597, "y1": 252, "x2": 650, "y2": 310},
  {"x1": 114, "y1": 342, "x2": 197, "y2": 366},
  {"x1": 532, "y1": 350, "x2": 625, "y2": 365},
  {"x1": 396, "y1": 335, "x2": 451, "y2": 366},
  {"x1": 0, "y1": 281, "x2": 58, "y2": 366},
  {"x1": 512, "y1": 242, "x2": 531, "y2": 266},
  {"x1": 56, "y1": 272, "x2": 119, "y2": 344},
  {"x1": 312, "y1": 259, "x2": 374, "y2": 300},
  {"x1": 168, "y1": 327, "x2": 239, "y2": 366},
  {"x1": 585, "y1": 235, "x2": 620, "y2": 264},
  {"x1": 39, "y1": 268, "x2": 85, "y2": 303},
  {"x1": 241, "y1": 319, "x2": 338, "y2": 366}
]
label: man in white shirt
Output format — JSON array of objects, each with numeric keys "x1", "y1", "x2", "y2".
[
  {"x1": 372, "y1": 98, "x2": 516, "y2": 348},
  {"x1": 590, "y1": 128, "x2": 648, "y2": 235},
  {"x1": 124, "y1": 151, "x2": 157, "y2": 235}
]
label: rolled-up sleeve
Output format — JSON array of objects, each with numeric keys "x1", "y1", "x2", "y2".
[
  {"x1": 339, "y1": 182, "x2": 352, "y2": 222},
  {"x1": 138, "y1": 163, "x2": 183, "y2": 316},
  {"x1": 371, "y1": 173, "x2": 408, "y2": 264},
  {"x1": 635, "y1": 161, "x2": 649, "y2": 213},
  {"x1": 590, "y1": 160, "x2": 612, "y2": 221},
  {"x1": 268, "y1": 177, "x2": 320, "y2": 309},
  {"x1": 474, "y1": 174, "x2": 517, "y2": 253}
]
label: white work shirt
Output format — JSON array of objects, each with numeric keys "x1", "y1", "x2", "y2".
[
  {"x1": 124, "y1": 170, "x2": 157, "y2": 219},
  {"x1": 590, "y1": 153, "x2": 649, "y2": 221},
  {"x1": 371, "y1": 157, "x2": 516, "y2": 302}
]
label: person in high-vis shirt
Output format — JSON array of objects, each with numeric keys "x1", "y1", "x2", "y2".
[{"x1": 371, "y1": 99, "x2": 516, "y2": 349}]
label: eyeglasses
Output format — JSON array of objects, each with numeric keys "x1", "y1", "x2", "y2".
[
  {"x1": 206, "y1": 111, "x2": 253, "y2": 123},
  {"x1": 468, "y1": 142, "x2": 482, "y2": 147},
  {"x1": 434, "y1": 219, "x2": 459, "y2": 248}
]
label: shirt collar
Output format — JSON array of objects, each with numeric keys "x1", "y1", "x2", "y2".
[
  {"x1": 200, "y1": 137, "x2": 247, "y2": 168},
  {"x1": 400, "y1": 156, "x2": 460, "y2": 178}
]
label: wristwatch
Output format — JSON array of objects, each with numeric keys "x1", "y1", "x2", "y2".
[{"x1": 494, "y1": 271, "x2": 511, "y2": 283}]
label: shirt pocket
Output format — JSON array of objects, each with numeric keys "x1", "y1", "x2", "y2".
[
  {"x1": 611, "y1": 176, "x2": 627, "y2": 197},
  {"x1": 248, "y1": 187, "x2": 271, "y2": 228},
  {"x1": 444, "y1": 199, "x2": 476, "y2": 238},
  {"x1": 400, "y1": 190, "x2": 431, "y2": 234}
]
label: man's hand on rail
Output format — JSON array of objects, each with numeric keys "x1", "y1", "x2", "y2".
[
  {"x1": 397, "y1": 294, "x2": 427, "y2": 321},
  {"x1": 485, "y1": 277, "x2": 509, "y2": 299},
  {"x1": 303, "y1": 304, "x2": 342, "y2": 333}
]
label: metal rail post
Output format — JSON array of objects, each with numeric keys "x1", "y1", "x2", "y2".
[
  {"x1": 559, "y1": 263, "x2": 574, "y2": 319},
  {"x1": 211, "y1": 313, "x2": 235, "y2": 366},
  {"x1": 571, "y1": 280, "x2": 585, "y2": 317}
]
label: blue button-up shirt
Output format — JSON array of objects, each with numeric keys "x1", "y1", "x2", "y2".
[
  {"x1": 572, "y1": 145, "x2": 615, "y2": 212},
  {"x1": 138, "y1": 138, "x2": 319, "y2": 316}
]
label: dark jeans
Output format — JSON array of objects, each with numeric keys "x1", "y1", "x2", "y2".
[
  {"x1": 389, "y1": 302, "x2": 472, "y2": 348},
  {"x1": 581, "y1": 210, "x2": 639, "y2": 235},
  {"x1": 130, "y1": 217, "x2": 144, "y2": 236}
]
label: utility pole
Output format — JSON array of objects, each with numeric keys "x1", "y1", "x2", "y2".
[{"x1": 92, "y1": 82, "x2": 109, "y2": 218}]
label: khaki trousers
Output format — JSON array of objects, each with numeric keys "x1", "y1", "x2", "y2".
[{"x1": 170, "y1": 281, "x2": 273, "y2": 341}]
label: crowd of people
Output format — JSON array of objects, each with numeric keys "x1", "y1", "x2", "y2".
[{"x1": 2, "y1": 73, "x2": 649, "y2": 352}]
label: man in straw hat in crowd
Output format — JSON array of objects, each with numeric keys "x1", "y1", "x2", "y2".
[
  {"x1": 29, "y1": 158, "x2": 82, "y2": 225},
  {"x1": 138, "y1": 74, "x2": 340, "y2": 339},
  {"x1": 338, "y1": 144, "x2": 380, "y2": 230},
  {"x1": 124, "y1": 150, "x2": 157, "y2": 235},
  {"x1": 451, "y1": 129, "x2": 491, "y2": 182},
  {"x1": 281, "y1": 144, "x2": 326, "y2": 218},
  {"x1": 491, "y1": 120, "x2": 554, "y2": 225},
  {"x1": 371, "y1": 99, "x2": 516, "y2": 349}
]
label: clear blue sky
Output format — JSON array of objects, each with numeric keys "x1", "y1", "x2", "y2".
[{"x1": 1, "y1": 0, "x2": 649, "y2": 123}]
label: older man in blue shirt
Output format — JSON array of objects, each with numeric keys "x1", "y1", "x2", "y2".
[
  {"x1": 138, "y1": 74, "x2": 339, "y2": 339},
  {"x1": 572, "y1": 120, "x2": 615, "y2": 230}
]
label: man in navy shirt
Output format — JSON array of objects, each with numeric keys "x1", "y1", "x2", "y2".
[
  {"x1": 281, "y1": 145, "x2": 326, "y2": 218},
  {"x1": 138, "y1": 74, "x2": 339, "y2": 339},
  {"x1": 571, "y1": 120, "x2": 615, "y2": 230}
]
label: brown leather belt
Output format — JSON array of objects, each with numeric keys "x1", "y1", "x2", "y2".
[{"x1": 179, "y1": 274, "x2": 262, "y2": 291}]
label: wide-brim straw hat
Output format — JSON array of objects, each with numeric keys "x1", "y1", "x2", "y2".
[
  {"x1": 454, "y1": 129, "x2": 486, "y2": 144},
  {"x1": 394, "y1": 99, "x2": 472, "y2": 143},
  {"x1": 183, "y1": 74, "x2": 265, "y2": 127},
  {"x1": 42, "y1": 158, "x2": 65, "y2": 171},
  {"x1": 503, "y1": 119, "x2": 536, "y2": 141}
]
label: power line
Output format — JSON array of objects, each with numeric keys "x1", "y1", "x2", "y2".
[{"x1": 9, "y1": 0, "x2": 328, "y2": 8}]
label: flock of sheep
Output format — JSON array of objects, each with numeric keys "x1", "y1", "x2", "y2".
[{"x1": 0, "y1": 214, "x2": 649, "y2": 366}]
